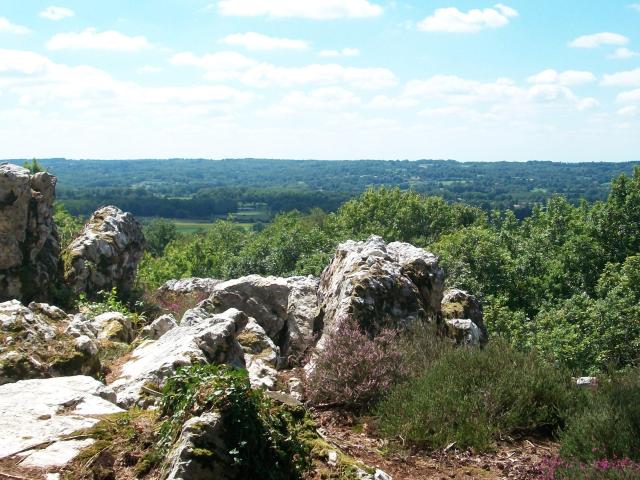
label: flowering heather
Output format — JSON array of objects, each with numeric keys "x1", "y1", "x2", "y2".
[{"x1": 541, "y1": 457, "x2": 640, "y2": 480}]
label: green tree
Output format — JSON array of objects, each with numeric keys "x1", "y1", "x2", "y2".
[{"x1": 144, "y1": 219, "x2": 179, "y2": 257}]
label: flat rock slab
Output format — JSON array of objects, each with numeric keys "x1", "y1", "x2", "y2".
[{"x1": 0, "y1": 375, "x2": 122, "y2": 459}]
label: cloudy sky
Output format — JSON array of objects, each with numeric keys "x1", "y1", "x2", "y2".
[{"x1": 0, "y1": 0, "x2": 639, "y2": 161}]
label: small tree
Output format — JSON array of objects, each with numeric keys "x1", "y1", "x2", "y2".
[{"x1": 23, "y1": 158, "x2": 44, "y2": 173}]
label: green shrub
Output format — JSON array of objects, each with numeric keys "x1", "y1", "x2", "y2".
[
  {"x1": 160, "y1": 364, "x2": 312, "y2": 480},
  {"x1": 560, "y1": 369, "x2": 640, "y2": 462},
  {"x1": 376, "y1": 340, "x2": 576, "y2": 451}
]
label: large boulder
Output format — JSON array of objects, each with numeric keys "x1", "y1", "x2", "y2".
[
  {"x1": 0, "y1": 300, "x2": 100, "y2": 384},
  {"x1": 109, "y1": 307, "x2": 248, "y2": 407},
  {"x1": 317, "y1": 235, "x2": 444, "y2": 344},
  {"x1": 63, "y1": 206, "x2": 145, "y2": 296},
  {"x1": 159, "y1": 277, "x2": 222, "y2": 296},
  {"x1": 0, "y1": 164, "x2": 60, "y2": 303},
  {"x1": 0, "y1": 376, "x2": 122, "y2": 469},
  {"x1": 441, "y1": 288, "x2": 487, "y2": 345},
  {"x1": 208, "y1": 275, "x2": 320, "y2": 360}
]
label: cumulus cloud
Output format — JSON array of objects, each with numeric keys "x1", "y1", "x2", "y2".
[
  {"x1": 46, "y1": 28, "x2": 152, "y2": 51},
  {"x1": 172, "y1": 51, "x2": 396, "y2": 89},
  {"x1": 218, "y1": 0, "x2": 383, "y2": 19},
  {"x1": 319, "y1": 48, "x2": 360, "y2": 57},
  {"x1": 617, "y1": 88, "x2": 640, "y2": 103},
  {"x1": 418, "y1": 4, "x2": 518, "y2": 33},
  {"x1": 527, "y1": 69, "x2": 596, "y2": 86},
  {"x1": 618, "y1": 105, "x2": 638, "y2": 116},
  {"x1": 610, "y1": 48, "x2": 640, "y2": 59},
  {"x1": 0, "y1": 17, "x2": 31, "y2": 34},
  {"x1": 138, "y1": 65, "x2": 163, "y2": 74},
  {"x1": 602, "y1": 68, "x2": 640, "y2": 87},
  {"x1": 221, "y1": 32, "x2": 309, "y2": 51},
  {"x1": 40, "y1": 6, "x2": 75, "y2": 20},
  {"x1": 576, "y1": 97, "x2": 600, "y2": 111},
  {"x1": 569, "y1": 32, "x2": 629, "y2": 48},
  {"x1": 629, "y1": 3, "x2": 640, "y2": 11}
]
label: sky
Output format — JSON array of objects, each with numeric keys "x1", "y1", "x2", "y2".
[{"x1": 0, "y1": 1, "x2": 639, "y2": 161}]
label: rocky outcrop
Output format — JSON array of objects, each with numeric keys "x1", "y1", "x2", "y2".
[
  {"x1": 0, "y1": 300, "x2": 100, "y2": 384},
  {"x1": 0, "y1": 376, "x2": 122, "y2": 465},
  {"x1": 441, "y1": 289, "x2": 487, "y2": 345},
  {"x1": 110, "y1": 307, "x2": 248, "y2": 407},
  {"x1": 63, "y1": 206, "x2": 145, "y2": 297},
  {"x1": 159, "y1": 277, "x2": 222, "y2": 296},
  {"x1": 141, "y1": 313, "x2": 178, "y2": 340},
  {"x1": 238, "y1": 318, "x2": 280, "y2": 389},
  {"x1": 165, "y1": 412, "x2": 231, "y2": 480},
  {"x1": 317, "y1": 236, "x2": 444, "y2": 345},
  {"x1": 208, "y1": 275, "x2": 320, "y2": 360},
  {"x1": 0, "y1": 164, "x2": 60, "y2": 303}
]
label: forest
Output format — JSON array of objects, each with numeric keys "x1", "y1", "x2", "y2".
[{"x1": 11, "y1": 158, "x2": 640, "y2": 220}]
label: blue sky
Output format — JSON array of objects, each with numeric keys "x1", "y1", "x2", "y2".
[{"x1": 0, "y1": 1, "x2": 639, "y2": 161}]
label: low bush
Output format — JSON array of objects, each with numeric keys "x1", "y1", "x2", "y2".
[
  {"x1": 304, "y1": 317, "x2": 407, "y2": 411},
  {"x1": 542, "y1": 458, "x2": 640, "y2": 480},
  {"x1": 375, "y1": 340, "x2": 577, "y2": 451},
  {"x1": 560, "y1": 369, "x2": 640, "y2": 462},
  {"x1": 160, "y1": 364, "x2": 312, "y2": 480}
]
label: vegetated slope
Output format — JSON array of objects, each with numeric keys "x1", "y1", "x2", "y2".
[{"x1": 6, "y1": 158, "x2": 639, "y2": 219}]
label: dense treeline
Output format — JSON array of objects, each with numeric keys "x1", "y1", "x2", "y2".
[
  {"x1": 139, "y1": 167, "x2": 640, "y2": 376},
  {"x1": 13, "y1": 158, "x2": 639, "y2": 219}
]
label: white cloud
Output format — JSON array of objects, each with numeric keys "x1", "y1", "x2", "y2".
[
  {"x1": 617, "y1": 88, "x2": 640, "y2": 103},
  {"x1": 172, "y1": 51, "x2": 396, "y2": 89},
  {"x1": 221, "y1": 32, "x2": 309, "y2": 51},
  {"x1": 610, "y1": 47, "x2": 640, "y2": 59},
  {"x1": 319, "y1": 48, "x2": 360, "y2": 57},
  {"x1": 0, "y1": 49, "x2": 51, "y2": 74},
  {"x1": 418, "y1": 4, "x2": 518, "y2": 33},
  {"x1": 527, "y1": 69, "x2": 596, "y2": 86},
  {"x1": 280, "y1": 87, "x2": 361, "y2": 111},
  {"x1": 569, "y1": 32, "x2": 629, "y2": 48},
  {"x1": 618, "y1": 105, "x2": 638, "y2": 116},
  {"x1": 602, "y1": 68, "x2": 640, "y2": 87},
  {"x1": 577, "y1": 97, "x2": 600, "y2": 111},
  {"x1": 629, "y1": 3, "x2": 640, "y2": 11},
  {"x1": 40, "y1": 6, "x2": 75, "y2": 21},
  {"x1": 0, "y1": 17, "x2": 31, "y2": 34},
  {"x1": 138, "y1": 65, "x2": 163, "y2": 74},
  {"x1": 46, "y1": 28, "x2": 152, "y2": 51},
  {"x1": 218, "y1": 0, "x2": 383, "y2": 19}
]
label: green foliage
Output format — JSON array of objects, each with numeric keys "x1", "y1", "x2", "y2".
[
  {"x1": 76, "y1": 288, "x2": 142, "y2": 324},
  {"x1": 376, "y1": 340, "x2": 576, "y2": 452},
  {"x1": 560, "y1": 369, "x2": 640, "y2": 462},
  {"x1": 54, "y1": 204, "x2": 83, "y2": 250},
  {"x1": 160, "y1": 364, "x2": 312, "y2": 480},
  {"x1": 23, "y1": 158, "x2": 44, "y2": 173},
  {"x1": 144, "y1": 218, "x2": 178, "y2": 257}
]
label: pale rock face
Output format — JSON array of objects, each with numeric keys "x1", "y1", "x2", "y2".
[
  {"x1": 159, "y1": 277, "x2": 222, "y2": 296},
  {"x1": 109, "y1": 308, "x2": 248, "y2": 407},
  {"x1": 91, "y1": 311, "x2": 133, "y2": 343},
  {"x1": 141, "y1": 313, "x2": 178, "y2": 340},
  {"x1": 317, "y1": 235, "x2": 444, "y2": 346},
  {"x1": 208, "y1": 275, "x2": 320, "y2": 359},
  {"x1": 63, "y1": 206, "x2": 145, "y2": 296},
  {"x1": 237, "y1": 318, "x2": 280, "y2": 389},
  {"x1": 445, "y1": 318, "x2": 484, "y2": 346},
  {"x1": 0, "y1": 376, "x2": 122, "y2": 462},
  {"x1": 0, "y1": 300, "x2": 99, "y2": 384},
  {"x1": 0, "y1": 164, "x2": 60, "y2": 302},
  {"x1": 441, "y1": 288, "x2": 487, "y2": 345},
  {"x1": 165, "y1": 412, "x2": 232, "y2": 480}
]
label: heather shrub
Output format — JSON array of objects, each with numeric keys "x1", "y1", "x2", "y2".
[
  {"x1": 376, "y1": 340, "x2": 576, "y2": 451},
  {"x1": 542, "y1": 458, "x2": 640, "y2": 480},
  {"x1": 304, "y1": 317, "x2": 407, "y2": 411},
  {"x1": 560, "y1": 369, "x2": 640, "y2": 462}
]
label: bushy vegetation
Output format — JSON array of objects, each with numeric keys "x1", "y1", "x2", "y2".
[
  {"x1": 305, "y1": 318, "x2": 407, "y2": 411},
  {"x1": 160, "y1": 364, "x2": 312, "y2": 480},
  {"x1": 375, "y1": 340, "x2": 577, "y2": 451}
]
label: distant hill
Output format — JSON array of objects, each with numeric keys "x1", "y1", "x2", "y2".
[{"x1": 4, "y1": 158, "x2": 639, "y2": 219}]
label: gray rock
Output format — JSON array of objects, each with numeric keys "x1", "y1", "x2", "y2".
[
  {"x1": 208, "y1": 275, "x2": 320, "y2": 359},
  {"x1": 141, "y1": 313, "x2": 178, "y2": 340},
  {"x1": 109, "y1": 308, "x2": 248, "y2": 407},
  {"x1": 445, "y1": 318, "x2": 484, "y2": 346},
  {"x1": 0, "y1": 376, "x2": 122, "y2": 461},
  {"x1": 165, "y1": 412, "x2": 232, "y2": 480},
  {"x1": 159, "y1": 277, "x2": 222, "y2": 296},
  {"x1": 91, "y1": 311, "x2": 133, "y2": 343},
  {"x1": 63, "y1": 206, "x2": 145, "y2": 296},
  {"x1": 317, "y1": 235, "x2": 444, "y2": 346},
  {"x1": 442, "y1": 288, "x2": 487, "y2": 344},
  {"x1": 238, "y1": 318, "x2": 279, "y2": 389},
  {"x1": 0, "y1": 164, "x2": 60, "y2": 303}
]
